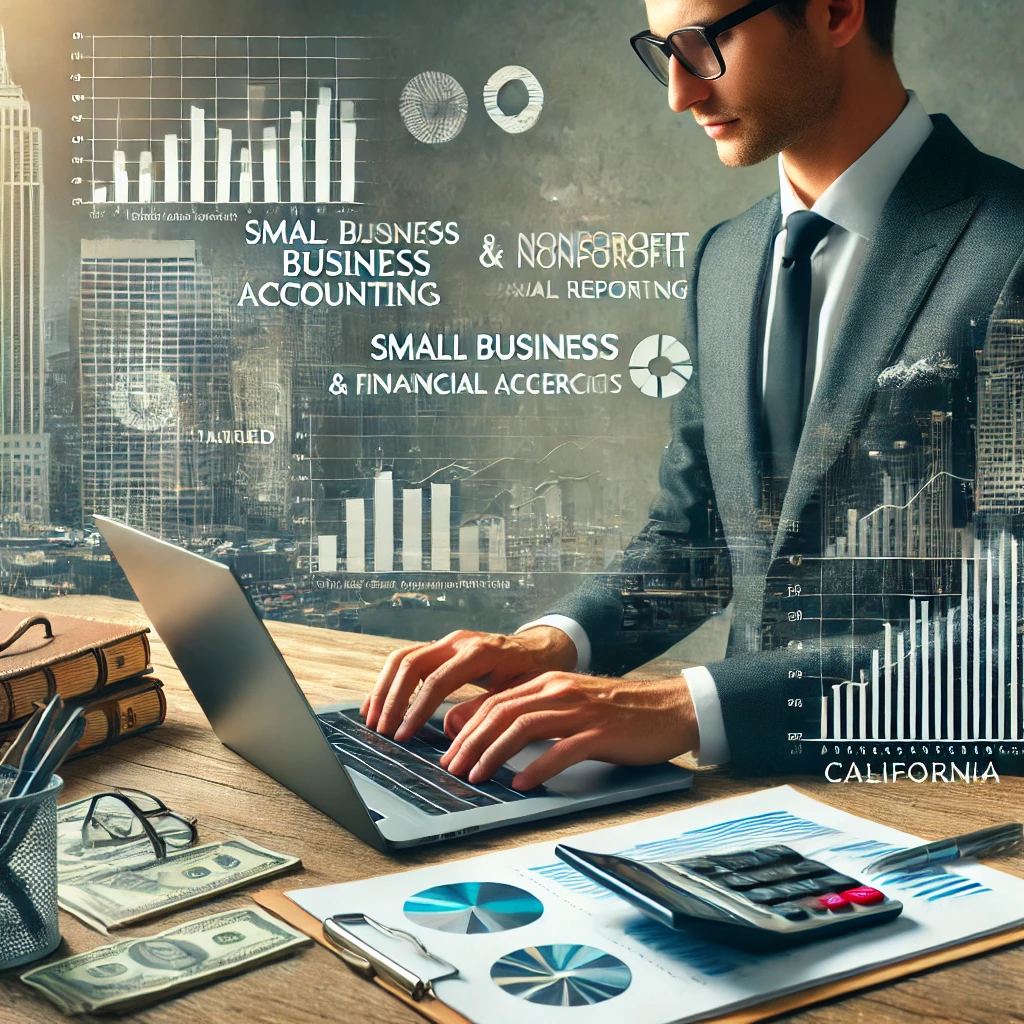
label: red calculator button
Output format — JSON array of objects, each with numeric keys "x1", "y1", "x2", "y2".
[
  {"x1": 841, "y1": 887, "x2": 885, "y2": 905},
  {"x1": 816, "y1": 893, "x2": 850, "y2": 911}
]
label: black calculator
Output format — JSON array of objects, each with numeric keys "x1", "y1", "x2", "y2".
[{"x1": 554, "y1": 843, "x2": 903, "y2": 951}]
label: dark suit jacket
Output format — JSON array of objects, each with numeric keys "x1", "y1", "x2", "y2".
[{"x1": 549, "y1": 115, "x2": 1024, "y2": 775}]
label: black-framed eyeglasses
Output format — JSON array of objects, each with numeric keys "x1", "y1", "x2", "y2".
[
  {"x1": 631, "y1": 0, "x2": 785, "y2": 85},
  {"x1": 81, "y1": 789, "x2": 198, "y2": 862}
]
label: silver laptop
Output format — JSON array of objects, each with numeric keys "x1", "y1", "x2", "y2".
[{"x1": 95, "y1": 516, "x2": 693, "y2": 851}]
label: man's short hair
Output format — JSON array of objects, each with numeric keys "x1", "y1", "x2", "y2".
[{"x1": 777, "y1": 0, "x2": 898, "y2": 57}]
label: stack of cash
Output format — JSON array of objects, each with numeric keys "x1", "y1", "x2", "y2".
[
  {"x1": 21, "y1": 908, "x2": 311, "y2": 1014},
  {"x1": 55, "y1": 796, "x2": 301, "y2": 932}
]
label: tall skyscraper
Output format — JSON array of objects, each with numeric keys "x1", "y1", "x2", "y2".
[
  {"x1": 78, "y1": 239, "x2": 232, "y2": 539},
  {"x1": 0, "y1": 27, "x2": 48, "y2": 528},
  {"x1": 977, "y1": 308, "x2": 1024, "y2": 516}
]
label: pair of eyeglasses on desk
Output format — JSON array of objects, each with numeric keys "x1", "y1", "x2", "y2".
[{"x1": 80, "y1": 789, "x2": 198, "y2": 862}]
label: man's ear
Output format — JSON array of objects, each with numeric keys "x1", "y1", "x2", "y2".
[{"x1": 823, "y1": 0, "x2": 868, "y2": 49}]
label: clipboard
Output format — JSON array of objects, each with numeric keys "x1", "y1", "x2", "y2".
[{"x1": 252, "y1": 887, "x2": 1024, "y2": 1024}]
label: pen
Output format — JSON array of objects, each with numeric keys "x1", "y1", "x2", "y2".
[{"x1": 868, "y1": 823, "x2": 1024, "y2": 874}]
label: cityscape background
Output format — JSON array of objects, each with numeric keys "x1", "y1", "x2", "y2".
[{"x1": 0, "y1": 0, "x2": 1020, "y2": 668}]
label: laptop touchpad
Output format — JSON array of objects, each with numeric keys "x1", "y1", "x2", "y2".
[{"x1": 503, "y1": 742, "x2": 650, "y2": 798}]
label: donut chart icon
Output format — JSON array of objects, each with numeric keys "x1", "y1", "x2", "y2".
[{"x1": 629, "y1": 334, "x2": 693, "y2": 399}]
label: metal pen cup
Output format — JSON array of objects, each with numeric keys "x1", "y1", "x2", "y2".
[{"x1": 0, "y1": 767, "x2": 63, "y2": 970}]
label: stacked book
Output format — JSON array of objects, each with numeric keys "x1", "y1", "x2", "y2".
[{"x1": 0, "y1": 609, "x2": 165, "y2": 759}]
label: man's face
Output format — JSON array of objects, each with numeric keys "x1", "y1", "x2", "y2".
[{"x1": 644, "y1": 0, "x2": 842, "y2": 166}]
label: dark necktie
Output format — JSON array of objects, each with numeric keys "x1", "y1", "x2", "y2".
[{"x1": 763, "y1": 210, "x2": 834, "y2": 479}]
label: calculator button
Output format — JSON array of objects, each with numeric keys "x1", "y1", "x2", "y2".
[
  {"x1": 841, "y1": 887, "x2": 885, "y2": 906},
  {"x1": 816, "y1": 893, "x2": 851, "y2": 911},
  {"x1": 711, "y1": 847, "x2": 798, "y2": 871},
  {"x1": 773, "y1": 904, "x2": 811, "y2": 921},
  {"x1": 745, "y1": 873, "x2": 860, "y2": 905}
]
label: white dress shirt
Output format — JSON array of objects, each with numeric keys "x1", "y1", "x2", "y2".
[{"x1": 519, "y1": 92, "x2": 934, "y2": 766}]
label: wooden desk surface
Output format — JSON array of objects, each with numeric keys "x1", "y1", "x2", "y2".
[{"x1": 1, "y1": 595, "x2": 1022, "y2": 1024}]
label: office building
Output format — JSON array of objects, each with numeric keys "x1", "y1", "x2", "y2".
[
  {"x1": 0, "y1": 26, "x2": 48, "y2": 527},
  {"x1": 78, "y1": 239, "x2": 231, "y2": 539},
  {"x1": 976, "y1": 310, "x2": 1024, "y2": 515}
]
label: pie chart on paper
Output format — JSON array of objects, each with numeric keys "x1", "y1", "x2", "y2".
[
  {"x1": 490, "y1": 944, "x2": 633, "y2": 1006},
  {"x1": 403, "y1": 881, "x2": 544, "y2": 934},
  {"x1": 629, "y1": 334, "x2": 694, "y2": 398}
]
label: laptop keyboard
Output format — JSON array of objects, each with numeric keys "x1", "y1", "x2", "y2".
[{"x1": 317, "y1": 709, "x2": 548, "y2": 816}]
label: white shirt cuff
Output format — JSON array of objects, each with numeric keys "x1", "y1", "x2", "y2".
[
  {"x1": 515, "y1": 615, "x2": 591, "y2": 672},
  {"x1": 683, "y1": 665, "x2": 731, "y2": 767}
]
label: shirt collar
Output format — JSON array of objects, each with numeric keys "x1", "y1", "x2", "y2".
[{"x1": 778, "y1": 90, "x2": 934, "y2": 240}]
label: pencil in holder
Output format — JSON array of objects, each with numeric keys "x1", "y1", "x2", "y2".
[{"x1": 0, "y1": 766, "x2": 63, "y2": 970}]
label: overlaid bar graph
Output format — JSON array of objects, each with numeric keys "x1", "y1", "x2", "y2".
[
  {"x1": 817, "y1": 533, "x2": 1024, "y2": 744},
  {"x1": 79, "y1": 35, "x2": 378, "y2": 205},
  {"x1": 314, "y1": 472, "x2": 510, "y2": 574}
]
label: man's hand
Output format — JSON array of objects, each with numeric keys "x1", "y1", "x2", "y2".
[
  {"x1": 360, "y1": 626, "x2": 577, "y2": 741},
  {"x1": 438, "y1": 672, "x2": 699, "y2": 791}
]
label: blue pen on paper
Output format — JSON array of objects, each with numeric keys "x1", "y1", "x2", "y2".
[{"x1": 867, "y1": 823, "x2": 1024, "y2": 874}]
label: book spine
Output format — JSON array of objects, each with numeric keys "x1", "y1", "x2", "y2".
[
  {"x1": 68, "y1": 680, "x2": 167, "y2": 757},
  {"x1": 98, "y1": 635, "x2": 151, "y2": 690},
  {"x1": 1, "y1": 668, "x2": 55, "y2": 725}
]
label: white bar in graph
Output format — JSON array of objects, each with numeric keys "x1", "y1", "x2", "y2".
[
  {"x1": 821, "y1": 694, "x2": 829, "y2": 742},
  {"x1": 488, "y1": 519, "x2": 507, "y2": 572},
  {"x1": 289, "y1": 111, "x2": 305, "y2": 203},
  {"x1": 459, "y1": 524, "x2": 480, "y2": 573},
  {"x1": 1013, "y1": 536, "x2": 1019, "y2": 741},
  {"x1": 239, "y1": 148, "x2": 253, "y2": 204},
  {"x1": 402, "y1": 490, "x2": 423, "y2": 571},
  {"x1": 884, "y1": 623, "x2": 893, "y2": 739},
  {"x1": 961, "y1": 555, "x2": 969, "y2": 740},
  {"x1": 93, "y1": 187, "x2": 108, "y2": 204},
  {"x1": 139, "y1": 151, "x2": 153, "y2": 203},
  {"x1": 345, "y1": 499, "x2": 365, "y2": 573},
  {"x1": 998, "y1": 532, "x2": 1007, "y2": 740},
  {"x1": 430, "y1": 484, "x2": 451, "y2": 571},
  {"x1": 262, "y1": 128, "x2": 279, "y2": 203},
  {"x1": 339, "y1": 100, "x2": 357, "y2": 204},
  {"x1": 909, "y1": 600, "x2": 918, "y2": 738},
  {"x1": 315, "y1": 87, "x2": 332, "y2": 203},
  {"x1": 947, "y1": 609, "x2": 955, "y2": 741},
  {"x1": 847, "y1": 684, "x2": 856, "y2": 740},
  {"x1": 216, "y1": 128, "x2": 232, "y2": 204},
  {"x1": 871, "y1": 650, "x2": 880, "y2": 739},
  {"x1": 113, "y1": 151, "x2": 129, "y2": 204},
  {"x1": 921, "y1": 601, "x2": 930, "y2": 740},
  {"x1": 986, "y1": 546, "x2": 994, "y2": 739},
  {"x1": 934, "y1": 617, "x2": 943, "y2": 740},
  {"x1": 974, "y1": 538, "x2": 982, "y2": 738},
  {"x1": 859, "y1": 677, "x2": 868, "y2": 741},
  {"x1": 374, "y1": 472, "x2": 394, "y2": 573},
  {"x1": 318, "y1": 535, "x2": 338, "y2": 574},
  {"x1": 164, "y1": 135, "x2": 179, "y2": 203},
  {"x1": 190, "y1": 106, "x2": 206, "y2": 203},
  {"x1": 897, "y1": 631, "x2": 905, "y2": 740},
  {"x1": 832, "y1": 684, "x2": 842, "y2": 740}
]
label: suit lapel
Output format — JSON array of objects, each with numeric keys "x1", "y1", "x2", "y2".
[
  {"x1": 698, "y1": 195, "x2": 778, "y2": 546},
  {"x1": 775, "y1": 118, "x2": 983, "y2": 555}
]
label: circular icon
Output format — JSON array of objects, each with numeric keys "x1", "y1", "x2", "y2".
[
  {"x1": 400, "y1": 72, "x2": 469, "y2": 145},
  {"x1": 491, "y1": 944, "x2": 632, "y2": 1006},
  {"x1": 483, "y1": 66, "x2": 545, "y2": 134},
  {"x1": 109, "y1": 371, "x2": 179, "y2": 432},
  {"x1": 404, "y1": 882, "x2": 543, "y2": 934},
  {"x1": 629, "y1": 334, "x2": 693, "y2": 399}
]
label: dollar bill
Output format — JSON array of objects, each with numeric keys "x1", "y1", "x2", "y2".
[
  {"x1": 21, "y1": 907, "x2": 310, "y2": 1014},
  {"x1": 58, "y1": 838, "x2": 302, "y2": 931},
  {"x1": 57, "y1": 796, "x2": 184, "y2": 884}
]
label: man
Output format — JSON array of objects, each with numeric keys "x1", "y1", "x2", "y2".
[{"x1": 362, "y1": 0, "x2": 1024, "y2": 786}]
